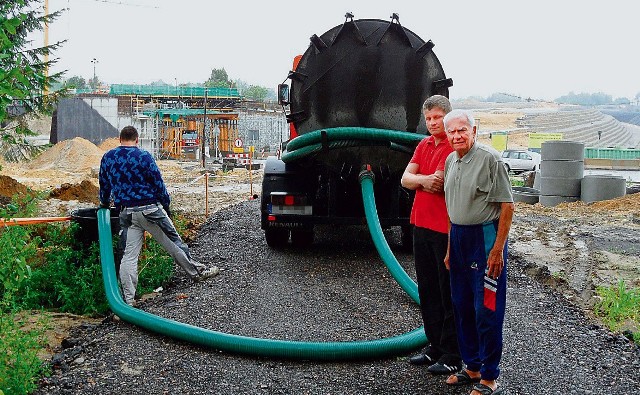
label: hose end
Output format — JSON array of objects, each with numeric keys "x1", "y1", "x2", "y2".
[{"x1": 358, "y1": 164, "x2": 375, "y2": 184}]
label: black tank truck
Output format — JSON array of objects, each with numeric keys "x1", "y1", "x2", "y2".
[{"x1": 261, "y1": 13, "x2": 452, "y2": 247}]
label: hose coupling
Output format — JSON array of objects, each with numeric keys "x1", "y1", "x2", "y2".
[{"x1": 358, "y1": 164, "x2": 375, "y2": 184}]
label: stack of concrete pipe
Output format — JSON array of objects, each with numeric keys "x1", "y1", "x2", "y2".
[
  {"x1": 539, "y1": 141, "x2": 584, "y2": 207},
  {"x1": 512, "y1": 186, "x2": 540, "y2": 204}
]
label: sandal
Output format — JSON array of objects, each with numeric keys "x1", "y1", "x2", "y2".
[
  {"x1": 446, "y1": 370, "x2": 481, "y2": 386},
  {"x1": 471, "y1": 383, "x2": 504, "y2": 394}
]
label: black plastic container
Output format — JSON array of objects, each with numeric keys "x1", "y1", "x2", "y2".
[{"x1": 70, "y1": 207, "x2": 120, "y2": 245}]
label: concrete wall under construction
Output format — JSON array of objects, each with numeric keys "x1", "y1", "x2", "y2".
[
  {"x1": 53, "y1": 95, "x2": 286, "y2": 159},
  {"x1": 52, "y1": 97, "x2": 120, "y2": 145}
]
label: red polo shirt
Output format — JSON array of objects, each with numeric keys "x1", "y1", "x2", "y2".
[{"x1": 409, "y1": 135, "x2": 453, "y2": 234}]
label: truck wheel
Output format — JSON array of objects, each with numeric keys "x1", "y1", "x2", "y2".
[
  {"x1": 265, "y1": 229, "x2": 289, "y2": 248},
  {"x1": 401, "y1": 225, "x2": 413, "y2": 252},
  {"x1": 291, "y1": 229, "x2": 314, "y2": 247}
]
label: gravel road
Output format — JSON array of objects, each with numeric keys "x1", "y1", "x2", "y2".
[{"x1": 35, "y1": 199, "x2": 640, "y2": 395}]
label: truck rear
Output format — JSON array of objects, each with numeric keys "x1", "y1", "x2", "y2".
[{"x1": 261, "y1": 13, "x2": 452, "y2": 247}]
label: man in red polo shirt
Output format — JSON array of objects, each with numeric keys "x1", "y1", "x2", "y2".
[{"x1": 401, "y1": 95, "x2": 461, "y2": 375}]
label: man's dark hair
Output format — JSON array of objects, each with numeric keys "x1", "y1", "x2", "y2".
[{"x1": 120, "y1": 126, "x2": 138, "y2": 142}]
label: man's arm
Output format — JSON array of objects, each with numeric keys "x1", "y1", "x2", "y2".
[
  {"x1": 401, "y1": 163, "x2": 444, "y2": 193},
  {"x1": 486, "y1": 202, "x2": 515, "y2": 279},
  {"x1": 98, "y1": 156, "x2": 112, "y2": 207},
  {"x1": 444, "y1": 219, "x2": 451, "y2": 270}
]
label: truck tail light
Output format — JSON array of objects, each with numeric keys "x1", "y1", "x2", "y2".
[
  {"x1": 269, "y1": 192, "x2": 312, "y2": 216},
  {"x1": 271, "y1": 194, "x2": 307, "y2": 206}
]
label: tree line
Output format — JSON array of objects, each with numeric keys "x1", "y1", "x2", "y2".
[
  {"x1": 63, "y1": 68, "x2": 275, "y2": 102},
  {"x1": 473, "y1": 92, "x2": 640, "y2": 106},
  {"x1": 3, "y1": 0, "x2": 638, "y2": 155}
]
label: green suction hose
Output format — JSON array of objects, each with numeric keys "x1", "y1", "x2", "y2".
[
  {"x1": 282, "y1": 127, "x2": 422, "y2": 163},
  {"x1": 97, "y1": 198, "x2": 425, "y2": 361},
  {"x1": 97, "y1": 127, "x2": 428, "y2": 360},
  {"x1": 285, "y1": 127, "x2": 424, "y2": 153},
  {"x1": 358, "y1": 168, "x2": 419, "y2": 304},
  {"x1": 281, "y1": 139, "x2": 391, "y2": 163}
]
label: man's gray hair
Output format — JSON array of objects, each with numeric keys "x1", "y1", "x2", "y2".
[
  {"x1": 443, "y1": 109, "x2": 475, "y2": 130},
  {"x1": 422, "y1": 95, "x2": 452, "y2": 113}
]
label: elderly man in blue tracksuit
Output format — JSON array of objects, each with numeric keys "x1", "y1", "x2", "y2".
[
  {"x1": 442, "y1": 110, "x2": 514, "y2": 395},
  {"x1": 99, "y1": 126, "x2": 218, "y2": 306}
]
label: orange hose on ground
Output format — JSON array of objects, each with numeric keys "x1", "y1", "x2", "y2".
[{"x1": 0, "y1": 217, "x2": 72, "y2": 226}]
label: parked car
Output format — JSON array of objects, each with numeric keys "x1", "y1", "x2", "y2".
[{"x1": 501, "y1": 149, "x2": 541, "y2": 173}]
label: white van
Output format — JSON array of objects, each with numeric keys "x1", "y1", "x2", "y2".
[{"x1": 501, "y1": 149, "x2": 541, "y2": 173}]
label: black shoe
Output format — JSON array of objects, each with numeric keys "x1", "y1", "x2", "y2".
[
  {"x1": 427, "y1": 361, "x2": 462, "y2": 375},
  {"x1": 409, "y1": 352, "x2": 439, "y2": 366}
]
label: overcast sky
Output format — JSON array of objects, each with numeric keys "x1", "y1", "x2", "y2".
[{"x1": 37, "y1": 0, "x2": 639, "y2": 101}]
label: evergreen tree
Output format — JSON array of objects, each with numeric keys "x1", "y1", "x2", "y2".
[
  {"x1": 205, "y1": 68, "x2": 236, "y2": 89},
  {"x1": 65, "y1": 75, "x2": 87, "y2": 90},
  {"x1": 0, "y1": 0, "x2": 66, "y2": 162}
]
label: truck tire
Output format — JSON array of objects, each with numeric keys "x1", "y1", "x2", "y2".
[
  {"x1": 265, "y1": 229, "x2": 289, "y2": 248},
  {"x1": 291, "y1": 229, "x2": 314, "y2": 247}
]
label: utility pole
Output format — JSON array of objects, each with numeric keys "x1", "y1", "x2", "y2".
[
  {"x1": 91, "y1": 58, "x2": 98, "y2": 91},
  {"x1": 202, "y1": 88, "x2": 207, "y2": 168}
]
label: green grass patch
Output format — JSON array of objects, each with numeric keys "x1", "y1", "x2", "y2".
[
  {"x1": 0, "y1": 313, "x2": 49, "y2": 395},
  {"x1": 594, "y1": 281, "x2": 640, "y2": 344},
  {"x1": 1, "y1": 195, "x2": 188, "y2": 392},
  {"x1": 510, "y1": 177, "x2": 525, "y2": 187}
]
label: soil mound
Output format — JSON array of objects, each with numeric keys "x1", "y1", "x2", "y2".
[
  {"x1": 98, "y1": 138, "x2": 119, "y2": 151},
  {"x1": 49, "y1": 180, "x2": 99, "y2": 204},
  {"x1": 28, "y1": 137, "x2": 104, "y2": 173},
  {"x1": 0, "y1": 174, "x2": 29, "y2": 198}
]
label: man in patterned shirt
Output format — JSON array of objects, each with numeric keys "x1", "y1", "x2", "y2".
[{"x1": 99, "y1": 126, "x2": 218, "y2": 306}]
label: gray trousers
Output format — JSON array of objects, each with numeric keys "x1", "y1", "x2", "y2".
[{"x1": 118, "y1": 204, "x2": 205, "y2": 305}]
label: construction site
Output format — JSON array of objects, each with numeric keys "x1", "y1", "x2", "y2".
[
  {"x1": 3, "y1": 6, "x2": 640, "y2": 393},
  {"x1": 51, "y1": 84, "x2": 288, "y2": 167}
]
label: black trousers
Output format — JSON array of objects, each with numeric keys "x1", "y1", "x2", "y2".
[{"x1": 413, "y1": 226, "x2": 461, "y2": 363}]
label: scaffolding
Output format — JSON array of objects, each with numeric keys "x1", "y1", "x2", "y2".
[
  {"x1": 108, "y1": 87, "x2": 287, "y2": 160},
  {"x1": 137, "y1": 109, "x2": 240, "y2": 160},
  {"x1": 135, "y1": 114, "x2": 159, "y2": 158},
  {"x1": 237, "y1": 110, "x2": 288, "y2": 154}
]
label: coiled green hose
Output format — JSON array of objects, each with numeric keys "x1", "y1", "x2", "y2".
[
  {"x1": 285, "y1": 127, "x2": 424, "y2": 152},
  {"x1": 97, "y1": 192, "x2": 425, "y2": 361},
  {"x1": 282, "y1": 127, "x2": 422, "y2": 163},
  {"x1": 97, "y1": 128, "x2": 427, "y2": 360}
]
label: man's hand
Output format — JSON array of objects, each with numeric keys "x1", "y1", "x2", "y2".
[
  {"x1": 486, "y1": 247, "x2": 504, "y2": 279},
  {"x1": 162, "y1": 205, "x2": 171, "y2": 218},
  {"x1": 420, "y1": 173, "x2": 444, "y2": 193}
]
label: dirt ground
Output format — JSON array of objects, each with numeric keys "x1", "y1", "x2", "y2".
[
  {"x1": 474, "y1": 110, "x2": 529, "y2": 149},
  {"x1": 1, "y1": 119, "x2": 638, "y2": 361}
]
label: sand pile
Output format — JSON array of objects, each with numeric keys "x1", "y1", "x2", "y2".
[
  {"x1": 586, "y1": 193, "x2": 640, "y2": 213},
  {"x1": 516, "y1": 192, "x2": 640, "y2": 218},
  {"x1": 28, "y1": 137, "x2": 104, "y2": 173},
  {"x1": 98, "y1": 138, "x2": 119, "y2": 151}
]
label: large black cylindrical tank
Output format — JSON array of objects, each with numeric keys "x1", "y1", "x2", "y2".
[{"x1": 287, "y1": 15, "x2": 452, "y2": 135}]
